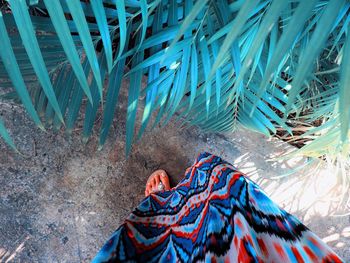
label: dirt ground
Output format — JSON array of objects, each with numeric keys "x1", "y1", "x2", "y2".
[{"x1": 0, "y1": 84, "x2": 349, "y2": 262}]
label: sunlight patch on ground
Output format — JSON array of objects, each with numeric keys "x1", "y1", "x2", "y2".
[
  {"x1": 234, "y1": 139, "x2": 347, "y2": 224},
  {"x1": 0, "y1": 236, "x2": 29, "y2": 262}
]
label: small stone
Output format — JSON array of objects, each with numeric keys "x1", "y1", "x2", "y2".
[{"x1": 62, "y1": 236, "x2": 69, "y2": 244}]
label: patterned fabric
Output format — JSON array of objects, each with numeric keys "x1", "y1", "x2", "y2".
[{"x1": 93, "y1": 152, "x2": 343, "y2": 262}]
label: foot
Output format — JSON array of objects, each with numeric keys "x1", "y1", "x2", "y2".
[{"x1": 145, "y1": 170, "x2": 170, "y2": 197}]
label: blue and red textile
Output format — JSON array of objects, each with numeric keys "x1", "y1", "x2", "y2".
[{"x1": 93, "y1": 152, "x2": 342, "y2": 262}]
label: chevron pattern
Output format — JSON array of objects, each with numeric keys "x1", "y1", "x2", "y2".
[{"x1": 93, "y1": 153, "x2": 342, "y2": 262}]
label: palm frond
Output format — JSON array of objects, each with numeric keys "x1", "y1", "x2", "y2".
[
  {"x1": 0, "y1": 117, "x2": 16, "y2": 151},
  {"x1": 0, "y1": 0, "x2": 349, "y2": 162}
]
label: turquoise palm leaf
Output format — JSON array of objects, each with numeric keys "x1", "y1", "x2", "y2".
[{"x1": 0, "y1": 0, "x2": 349, "y2": 161}]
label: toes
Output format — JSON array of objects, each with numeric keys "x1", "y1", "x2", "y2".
[
  {"x1": 151, "y1": 180, "x2": 157, "y2": 192},
  {"x1": 160, "y1": 177, "x2": 170, "y2": 190},
  {"x1": 159, "y1": 170, "x2": 167, "y2": 177},
  {"x1": 154, "y1": 174, "x2": 160, "y2": 187},
  {"x1": 159, "y1": 174, "x2": 170, "y2": 190},
  {"x1": 145, "y1": 183, "x2": 151, "y2": 196},
  {"x1": 146, "y1": 183, "x2": 152, "y2": 195},
  {"x1": 145, "y1": 170, "x2": 170, "y2": 197}
]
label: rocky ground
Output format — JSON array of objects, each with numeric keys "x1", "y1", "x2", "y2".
[{"x1": 0, "y1": 83, "x2": 349, "y2": 262}]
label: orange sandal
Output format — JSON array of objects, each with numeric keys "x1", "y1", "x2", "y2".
[{"x1": 145, "y1": 170, "x2": 171, "y2": 197}]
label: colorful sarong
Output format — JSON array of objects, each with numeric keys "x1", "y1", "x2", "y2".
[{"x1": 93, "y1": 152, "x2": 342, "y2": 262}]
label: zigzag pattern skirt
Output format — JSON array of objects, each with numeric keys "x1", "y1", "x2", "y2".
[{"x1": 93, "y1": 152, "x2": 342, "y2": 262}]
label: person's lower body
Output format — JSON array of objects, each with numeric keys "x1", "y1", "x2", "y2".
[{"x1": 93, "y1": 152, "x2": 342, "y2": 262}]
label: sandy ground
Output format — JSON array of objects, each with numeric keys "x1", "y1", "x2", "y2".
[{"x1": 0, "y1": 83, "x2": 349, "y2": 262}]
